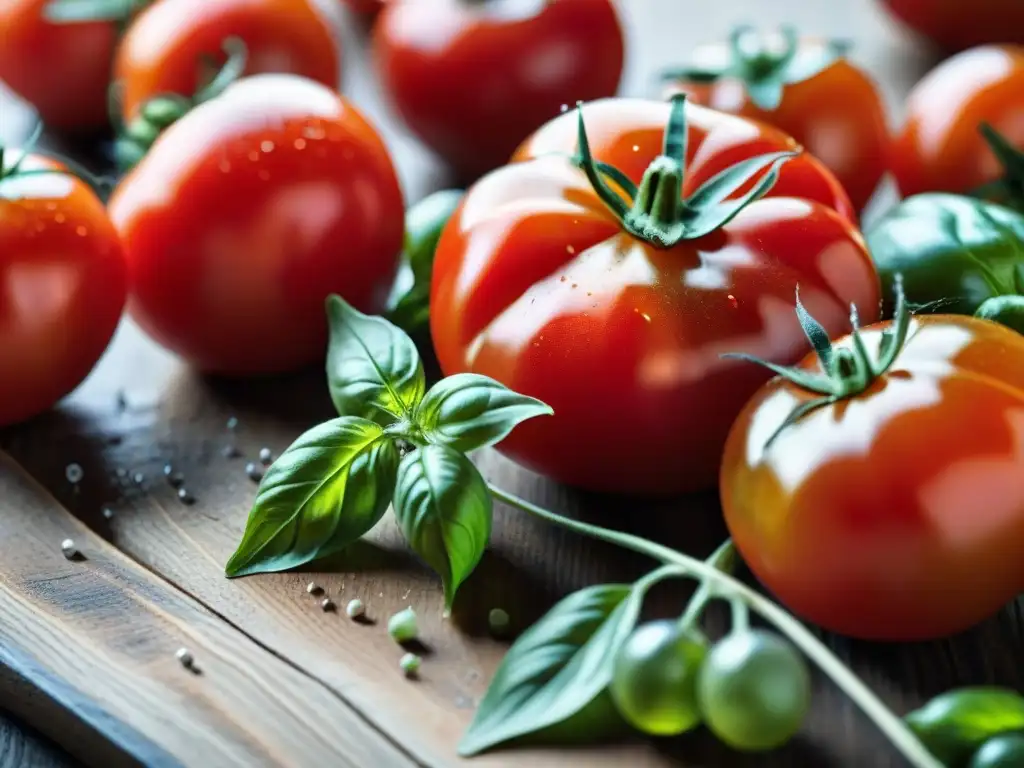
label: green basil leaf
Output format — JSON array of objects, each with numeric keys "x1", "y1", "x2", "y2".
[
  {"x1": 414, "y1": 373, "x2": 553, "y2": 453},
  {"x1": 905, "y1": 688, "x2": 1024, "y2": 766},
  {"x1": 393, "y1": 444, "x2": 492, "y2": 611},
  {"x1": 326, "y1": 294, "x2": 425, "y2": 425},
  {"x1": 459, "y1": 566, "x2": 683, "y2": 756},
  {"x1": 866, "y1": 194, "x2": 1024, "y2": 317},
  {"x1": 385, "y1": 189, "x2": 463, "y2": 333},
  {"x1": 976, "y1": 294, "x2": 1024, "y2": 335},
  {"x1": 225, "y1": 417, "x2": 399, "y2": 577}
]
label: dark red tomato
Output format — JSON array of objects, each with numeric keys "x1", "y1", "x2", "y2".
[
  {"x1": 0, "y1": 0, "x2": 117, "y2": 132},
  {"x1": 722, "y1": 312, "x2": 1024, "y2": 640},
  {"x1": 878, "y1": 0, "x2": 1024, "y2": 52},
  {"x1": 0, "y1": 154, "x2": 127, "y2": 425},
  {"x1": 430, "y1": 98, "x2": 877, "y2": 495},
  {"x1": 114, "y1": 0, "x2": 341, "y2": 122},
  {"x1": 662, "y1": 28, "x2": 890, "y2": 214},
  {"x1": 892, "y1": 45, "x2": 1024, "y2": 200},
  {"x1": 108, "y1": 74, "x2": 404, "y2": 375},
  {"x1": 373, "y1": 0, "x2": 624, "y2": 181}
]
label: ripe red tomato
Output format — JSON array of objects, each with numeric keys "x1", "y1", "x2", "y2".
[
  {"x1": 108, "y1": 74, "x2": 404, "y2": 375},
  {"x1": 878, "y1": 0, "x2": 1024, "y2": 52},
  {"x1": 373, "y1": 0, "x2": 624, "y2": 181},
  {"x1": 0, "y1": 0, "x2": 117, "y2": 132},
  {"x1": 722, "y1": 311, "x2": 1024, "y2": 640},
  {"x1": 0, "y1": 154, "x2": 127, "y2": 425},
  {"x1": 430, "y1": 98, "x2": 877, "y2": 495},
  {"x1": 892, "y1": 45, "x2": 1024, "y2": 200},
  {"x1": 113, "y1": 0, "x2": 341, "y2": 123},
  {"x1": 661, "y1": 28, "x2": 890, "y2": 214}
]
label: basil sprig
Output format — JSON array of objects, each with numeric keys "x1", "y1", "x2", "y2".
[{"x1": 225, "y1": 296, "x2": 551, "y2": 610}]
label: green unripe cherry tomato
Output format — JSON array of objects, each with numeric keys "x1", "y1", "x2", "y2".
[
  {"x1": 970, "y1": 733, "x2": 1024, "y2": 768},
  {"x1": 866, "y1": 193, "x2": 1024, "y2": 319},
  {"x1": 609, "y1": 620, "x2": 708, "y2": 736},
  {"x1": 697, "y1": 630, "x2": 811, "y2": 752}
]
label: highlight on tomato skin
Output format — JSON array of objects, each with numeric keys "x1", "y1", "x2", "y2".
[
  {"x1": 892, "y1": 45, "x2": 1024, "y2": 203},
  {"x1": 113, "y1": 0, "x2": 343, "y2": 124},
  {"x1": 720, "y1": 312, "x2": 1024, "y2": 641},
  {"x1": 659, "y1": 26, "x2": 890, "y2": 215},
  {"x1": 0, "y1": 154, "x2": 128, "y2": 427},
  {"x1": 373, "y1": 0, "x2": 625, "y2": 182},
  {"x1": 0, "y1": 0, "x2": 118, "y2": 132},
  {"x1": 108, "y1": 73, "x2": 405, "y2": 376},
  {"x1": 429, "y1": 97, "x2": 878, "y2": 496}
]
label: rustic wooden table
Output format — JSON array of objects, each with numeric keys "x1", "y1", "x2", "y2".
[{"x1": 2, "y1": 1, "x2": 1019, "y2": 767}]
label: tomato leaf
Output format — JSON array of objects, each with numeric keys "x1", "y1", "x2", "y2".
[
  {"x1": 393, "y1": 444, "x2": 492, "y2": 610},
  {"x1": 905, "y1": 688, "x2": 1024, "y2": 766},
  {"x1": 326, "y1": 295, "x2": 425, "y2": 426},
  {"x1": 225, "y1": 417, "x2": 398, "y2": 577},
  {"x1": 459, "y1": 567, "x2": 684, "y2": 755},
  {"x1": 414, "y1": 373, "x2": 553, "y2": 453}
]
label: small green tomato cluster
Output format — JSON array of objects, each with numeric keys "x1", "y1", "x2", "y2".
[{"x1": 610, "y1": 623, "x2": 811, "y2": 752}]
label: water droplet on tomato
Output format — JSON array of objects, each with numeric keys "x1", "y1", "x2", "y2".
[
  {"x1": 294, "y1": 138, "x2": 307, "y2": 150},
  {"x1": 261, "y1": 140, "x2": 275, "y2": 153},
  {"x1": 727, "y1": 293, "x2": 738, "y2": 308},
  {"x1": 641, "y1": 312, "x2": 651, "y2": 322},
  {"x1": 303, "y1": 124, "x2": 326, "y2": 140},
  {"x1": 218, "y1": 159, "x2": 231, "y2": 173},
  {"x1": 45, "y1": 202, "x2": 57, "y2": 211},
  {"x1": 54, "y1": 213, "x2": 66, "y2": 224},
  {"x1": 248, "y1": 150, "x2": 260, "y2": 162},
  {"x1": 75, "y1": 226, "x2": 88, "y2": 237},
  {"x1": 632, "y1": 145, "x2": 640, "y2": 152},
  {"x1": 560, "y1": 104, "x2": 569, "y2": 113},
  {"x1": 566, "y1": 245, "x2": 575, "y2": 254}
]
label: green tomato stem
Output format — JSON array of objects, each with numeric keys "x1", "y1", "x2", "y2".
[
  {"x1": 678, "y1": 540, "x2": 736, "y2": 629},
  {"x1": 729, "y1": 596, "x2": 750, "y2": 634},
  {"x1": 486, "y1": 483, "x2": 942, "y2": 768}
]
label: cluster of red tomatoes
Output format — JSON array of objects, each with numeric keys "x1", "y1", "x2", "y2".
[{"x1": 2, "y1": 0, "x2": 1024, "y2": 643}]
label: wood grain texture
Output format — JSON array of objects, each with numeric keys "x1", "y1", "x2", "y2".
[
  {"x1": 0, "y1": 454, "x2": 416, "y2": 768},
  {"x1": 1, "y1": 1, "x2": 1022, "y2": 767},
  {"x1": 0, "y1": 713, "x2": 77, "y2": 768}
]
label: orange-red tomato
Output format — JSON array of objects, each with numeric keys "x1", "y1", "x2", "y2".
[
  {"x1": 662, "y1": 31, "x2": 889, "y2": 214},
  {"x1": 0, "y1": 0, "x2": 117, "y2": 132},
  {"x1": 0, "y1": 154, "x2": 127, "y2": 425},
  {"x1": 878, "y1": 0, "x2": 1024, "y2": 52},
  {"x1": 430, "y1": 98, "x2": 877, "y2": 495},
  {"x1": 109, "y1": 74, "x2": 404, "y2": 375},
  {"x1": 373, "y1": 0, "x2": 624, "y2": 181},
  {"x1": 892, "y1": 45, "x2": 1024, "y2": 200},
  {"x1": 113, "y1": 0, "x2": 341, "y2": 122},
  {"x1": 721, "y1": 314, "x2": 1024, "y2": 640}
]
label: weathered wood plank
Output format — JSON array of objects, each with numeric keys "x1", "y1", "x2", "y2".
[{"x1": 0, "y1": 454, "x2": 416, "y2": 768}]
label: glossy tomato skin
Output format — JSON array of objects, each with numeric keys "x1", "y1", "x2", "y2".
[
  {"x1": 879, "y1": 0, "x2": 1024, "y2": 52},
  {"x1": 0, "y1": 0, "x2": 117, "y2": 132},
  {"x1": 0, "y1": 156, "x2": 127, "y2": 425},
  {"x1": 109, "y1": 74, "x2": 404, "y2": 375},
  {"x1": 664, "y1": 41, "x2": 889, "y2": 214},
  {"x1": 721, "y1": 315, "x2": 1024, "y2": 640},
  {"x1": 892, "y1": 45, "x2": 1024, "y2": 200},
  {"x1": 430, "y1": 99, "x2": 877, "y2": 495},
  {"x1": 114, "y1": 0, "x2": 341, "y2": 122},
  {"x1": 374, "y1": 0, "x2": 624, "y2": 181}
]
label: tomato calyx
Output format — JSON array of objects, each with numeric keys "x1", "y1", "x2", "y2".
[
  {"x1": 975, "y1": 123, "x2": 1024, "y2": 209},
  {"x1": 0, "y1": 123, "x2": 114, "y2": 201},
  {"x1": 43, "y1": 0, "x2": 149, "y2": 27},
  {"x1": 658, "y1": 26, "x2": 850, "y2": 111},
  {"x1": 575, "y1": 94, "x2": 797, "y2": 248},
  {"x1": 112, "y1": 36, "x2": 249, "y2": 173},
  {"x1": 722, "y1": 274, "x2": 911, "y2": 447}
]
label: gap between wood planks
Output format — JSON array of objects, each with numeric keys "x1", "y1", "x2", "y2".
[{"x1": 0, "y1": 451, "x2": 425, "y2": 768}]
